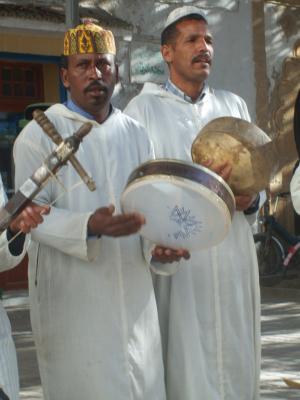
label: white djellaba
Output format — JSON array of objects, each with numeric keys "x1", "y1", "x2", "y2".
[
  {"x1": 125, "y1": 82, "x2": 261, "y2": 400},
  {"x1": 0, "y1": 176, "x2": 28, "y2": 400}
]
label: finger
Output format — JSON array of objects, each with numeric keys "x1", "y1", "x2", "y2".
[
  {"x1": 235, "y1": 195, "x2": 252, "y2": 203},
  {"x1": 24, "y1": 206, "x2": 44, "y2": 225},
  {"x1": 22, "y1": 209, "x2": 39, "y2": 229},
  {"x1": 152, "y1": 247, "x2": 164, "y2": 257},
  {"x1": 39, "y1": 205, "x2": 51, "y2": 215},
  {"x1": 9, "y1": 210, "x2": 36, "y2": 233},
  {"x1": 17, "y1": 219, "x2": 32, "y2": 234},
  {"x1": 107, "y1": 204, "x2": 115, "y2": 214},
  {"x1": 177, "y1": 249, "x2": 190, "y2": 259},
  {"x1": 201, "y1": 159, "x2": 213, "y2": 167},
  {"x1": 98, "y1": 205, "x2": 115, "y2": 216},
  {"x1": 19, "y1": 220, "x2": 30, "y2": 234},
  {"x1": 220, "y1": 164, "x2": 232, "y2": 181},
  {"x1": 213, "y1": 162, "x2": 232, "y2": 181},
  {"x1": 183, "y1": 251, "x2": 190, "y2": 260},
  {"x1": 103, "y1": 215, "x2": 145, "y2": 236},
  {"x1": 110, "y1": 213, "x2": 145, "y2": 227},
  {"x1": 29, "y1": 202, "x2": 50, "y2": 215}
]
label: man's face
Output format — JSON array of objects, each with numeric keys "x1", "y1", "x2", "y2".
[
  {"x1": 61, "y1": 53, "x2": 118, "y2": 114},
  {"x1": 162, "y1": 18, "x2": 213, "y2": 84}
]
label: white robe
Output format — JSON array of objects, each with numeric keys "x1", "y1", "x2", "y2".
[
  {"x1": 13, "y1": 104, "x2": 166, "y2": 400},
  {"x1": 0, "y1": 177, "x2": 28, "y2": 400},
  {"x1": 291, "y1": 164, "x2": 300, "y2": 214},
  {"x1": 125, "y1": 83, "x2": 261, "y2": 400}
]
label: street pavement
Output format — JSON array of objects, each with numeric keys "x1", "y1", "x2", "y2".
[
  {"x1": 260, "y1": 287, "x2": 300, "y2": 399},
  {"x1": 3, "y1": 286, "x2": 300, "y2": 399}
]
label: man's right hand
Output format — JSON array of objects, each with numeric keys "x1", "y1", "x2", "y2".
[
  {"x1": 9, "y1": 202, "x2": 50, "y2": 234},
  {"x1": 87, "y1": 204, "x2": 145, "y2": 237}
]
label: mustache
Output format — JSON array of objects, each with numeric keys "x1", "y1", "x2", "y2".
[
  {"x1": 84, "y1": 81, "x2": 107, "y2": 93},
  {"x1": 192, "y1": 51, "x2": 212, "y2": 64}
]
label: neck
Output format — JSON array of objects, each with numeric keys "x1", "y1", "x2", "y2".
[
  {"x1": 92, "y1": 104, "x2": 112, "y2": 124},
  {"x1": 68, "y1": 98, "x2": 112, "y2": 124},
  {"x1": 169, "y1": 75, "x2": 204, "y2": 102}
]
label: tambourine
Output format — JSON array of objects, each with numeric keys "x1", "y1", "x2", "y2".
[{"x1": 121, "y1": 159, "x2": 235, "y2": 251}]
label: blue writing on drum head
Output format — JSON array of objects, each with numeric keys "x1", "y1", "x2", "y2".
[{"x1": 169, "y1": 205, "x2": 202, "y2": 240}]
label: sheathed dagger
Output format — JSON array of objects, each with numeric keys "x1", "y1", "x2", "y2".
[{"x1": 0, "y1": 110, "x2": 96, "y2": 234}]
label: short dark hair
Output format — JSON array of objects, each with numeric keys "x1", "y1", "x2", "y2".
[{"x1": 161, "y1": 14, "x2": 207, "y2": 46}]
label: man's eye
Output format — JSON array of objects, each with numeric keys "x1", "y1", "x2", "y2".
[
  {"x1": 98, "y1": 63, "x2": 111, "y2": 71},
  {"x1": 77, "y1": 62, "x2": 88, "y2": 68},
  {"x1": 98, "y1": 63, "x2": 110, "y2": 69}
]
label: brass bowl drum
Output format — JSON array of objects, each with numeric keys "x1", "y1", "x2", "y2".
[{"x1": 191, "y1": 117, "x2": 280, "y2": 196}]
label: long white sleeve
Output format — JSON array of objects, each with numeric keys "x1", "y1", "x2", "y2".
[{"x1": 291, "y1": 164, "x2": 300, "y2": 214}]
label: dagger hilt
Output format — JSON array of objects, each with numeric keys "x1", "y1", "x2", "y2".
[{"x1": 33, "y1": 109, "x2": 96, "y2": 191}]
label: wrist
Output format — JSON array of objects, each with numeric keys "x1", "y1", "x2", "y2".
[{"x1": 244, "y1": 193, "x2": 260, "y2": 215}]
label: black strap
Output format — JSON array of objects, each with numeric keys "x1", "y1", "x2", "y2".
[
  {"x1": 0, "y1": 388, "x2": 10, "y2": 400},
  {"x1": 6, "y1": 227, "x2": 26, "y2": 256},
  {"x1": 244, "y1": 193, "x2": 260, "y2": 215}
]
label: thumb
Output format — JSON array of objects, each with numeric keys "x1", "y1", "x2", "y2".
[{"x1": 98, "y1": 204, "x2": 115, "y2": 216}]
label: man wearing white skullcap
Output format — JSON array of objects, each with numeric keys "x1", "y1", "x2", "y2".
[{"x1": 125, "y1": 6, "x2": 261, "y2": 400}]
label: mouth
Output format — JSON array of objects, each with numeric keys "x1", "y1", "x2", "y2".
[
  {"x1": 85, "y1": 84, "x2": 107, "y2": 95},
  {"x1": 193, "y1": 57, "x2": 211, "y2": 65},
  {"x1": 192, "y1": 53, "x2": 211, "y2": 66}
]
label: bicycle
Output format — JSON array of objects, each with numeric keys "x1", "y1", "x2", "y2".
[{"x1": 254, "y1": 192, "x2": 300, "y2": 284}]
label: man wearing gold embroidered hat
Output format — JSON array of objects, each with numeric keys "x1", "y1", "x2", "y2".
[{"x1": 13, "y1": 20, "x2": 168, "y2": 400}]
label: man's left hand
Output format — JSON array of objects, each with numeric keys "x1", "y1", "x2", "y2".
[
  {"x1": 151, "y1": 246, "x2": 190, "y2": 264},
  {"x1": 235, "y1": 194, "x2": 257, "y2": 212}
]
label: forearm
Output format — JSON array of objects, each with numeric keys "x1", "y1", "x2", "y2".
[{"x1": 31, "y1": 207, "x2": 100, "y2": 261}]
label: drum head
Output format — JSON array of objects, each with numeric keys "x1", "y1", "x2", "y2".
[{"x1": 121, "y1": 160, "x2": 235, "y2": 251}]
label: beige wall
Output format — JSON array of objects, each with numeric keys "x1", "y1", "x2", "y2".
[
  {"x1": 0, "y1": 31, "x2": 62, "y2": 56},
  {"x1": 0, "y1": 32, "x2": 62, "y2": 103},
  {"x1": 43, "y1": 64, "x2": 60, "y2": 103}
]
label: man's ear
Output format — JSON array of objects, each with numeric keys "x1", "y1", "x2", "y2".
[
  {"x1": 161, "y1": 44, "x2": 173, "y2": 63},
  {"x1": 60, "y1": 68, "x2": 70, "y2": 89}
]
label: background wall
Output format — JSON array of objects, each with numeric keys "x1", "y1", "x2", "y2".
[{"x1": 109, "y1": 1, "x2": 256, "y2": 120}]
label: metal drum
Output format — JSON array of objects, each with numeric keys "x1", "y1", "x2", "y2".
[
  {"x1": 191, "y1": 117, "x2": 274, "y2": 195},
  {"x1": 121, "y1": 159, "x2": 235, "y2": 251}
]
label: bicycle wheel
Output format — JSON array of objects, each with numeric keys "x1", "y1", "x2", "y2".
[
  {"x1": 253, "y1": 233, "x2": 284, "y2": 276},
  {"x1": 284, "y1": 243, "x2": 300, "y2": 279}
]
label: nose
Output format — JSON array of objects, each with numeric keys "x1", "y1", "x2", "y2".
[
  {"x1": 198, "y1": 37, "x2": 210, "y2": 52},
  {"x1": 88, "y1": 64, "x2": 102, "y2": 80}
]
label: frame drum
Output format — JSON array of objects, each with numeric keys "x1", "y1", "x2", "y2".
[{"x1": 121, "y1": 159, "x2": 235, "y2": 251}]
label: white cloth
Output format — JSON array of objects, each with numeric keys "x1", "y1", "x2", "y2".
[
  {"x1": 291, "y1": 164, "x2": 300, "y2": 214},
  {"x1": 125, "y1": 83, "x2": 261, "y2": 400},
  {"x1": 0, "y1": 176, "x2": 25, "y2": 400},
  {"x1": 13, "y1": 104, "x2": 166, "y2": 400}
]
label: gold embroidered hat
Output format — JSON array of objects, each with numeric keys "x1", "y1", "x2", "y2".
[{"x1": 64, "y1": 20, "x2": 116, "y2": 56}]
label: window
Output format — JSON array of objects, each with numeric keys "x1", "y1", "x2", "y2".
[{"x1": 0, "y1": 61, "x2": 44, "y2": 112}]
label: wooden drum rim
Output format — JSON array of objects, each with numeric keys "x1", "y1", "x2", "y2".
[{"x1": 125, "y1": 159, "x2": 236, "y2": 218}]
